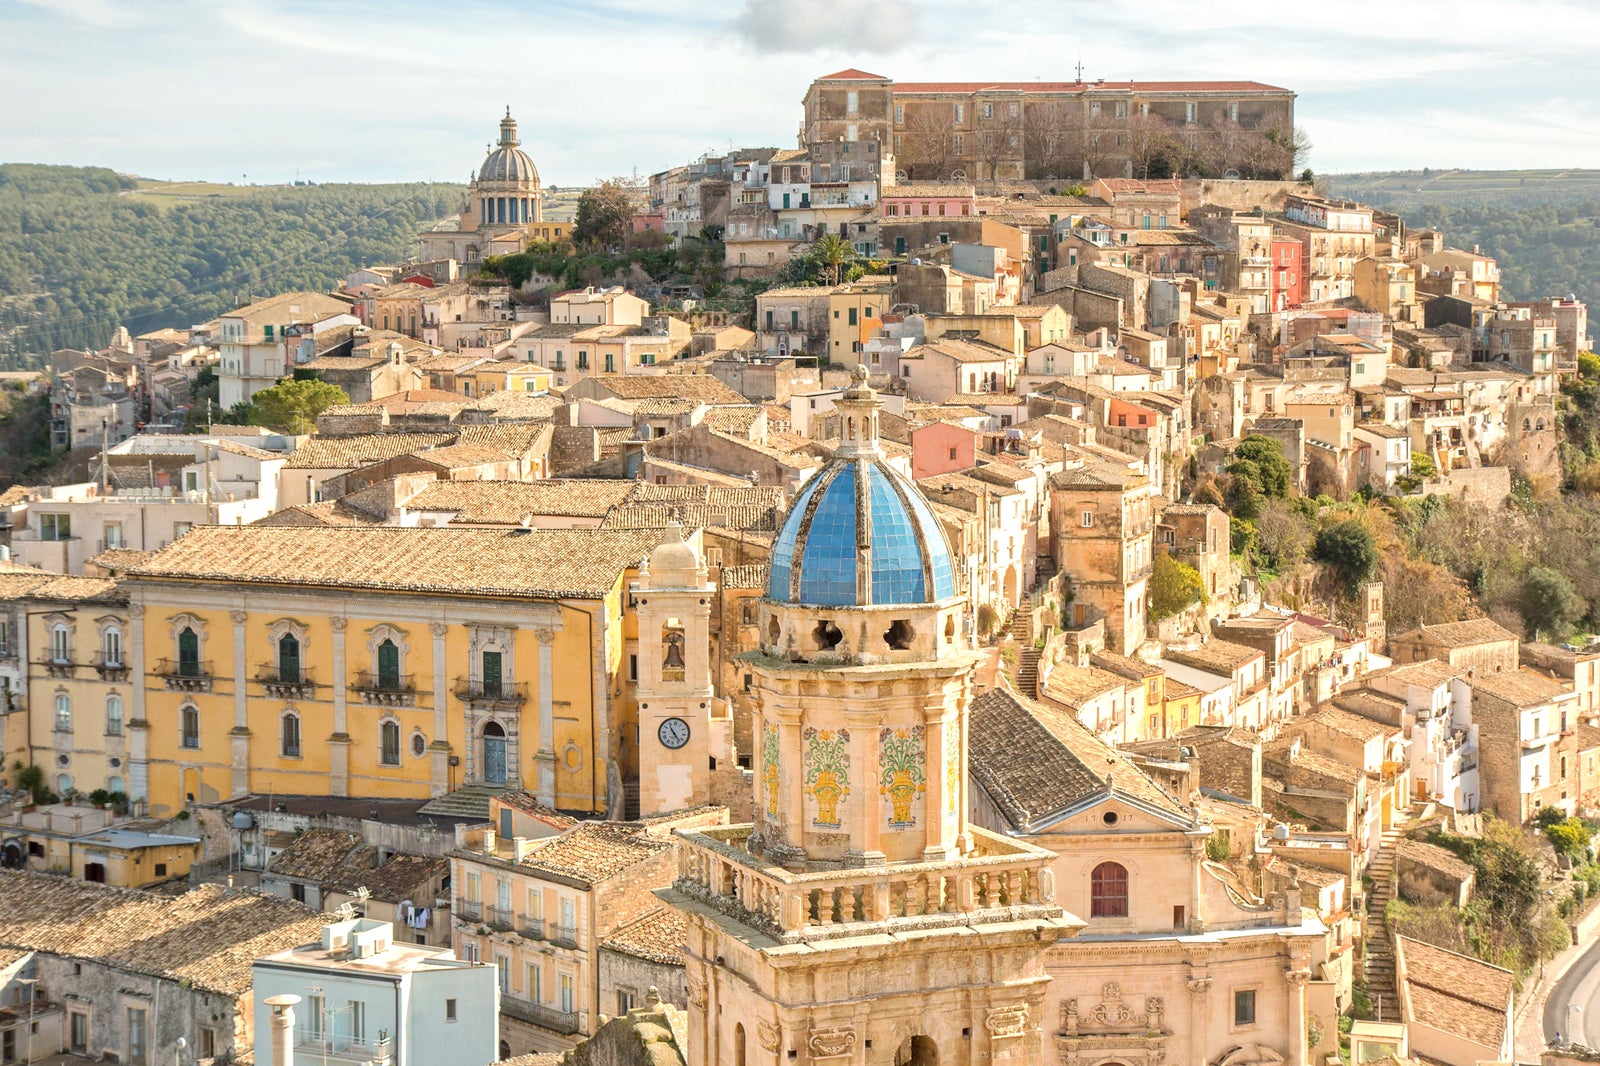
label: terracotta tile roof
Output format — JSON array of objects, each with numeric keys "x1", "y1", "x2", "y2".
[
  {"x1": 968, "y1": 688, "x2": 1185, "y2": 831},
  {"x1": 405, "y1": 441, "x2": 515, "y2": 469},
  {"x1": 0, "y1": 485, "x2": 39, "y2": 507},
  {"x1": 1394, "y1": 617, "x2": 1518, "y2": 649},
  {"x1": 1164, "y1": 639, "x2": 1263, "y2": 676},
  {"x1": 1378, "y1": 659, "x2": 1461, "y2": 688},
  {"x1": 1302, "y1": 706, "x2": 1392, "y2": 743},
  {"x1": 251, "y1": 501, "x2": 383, "y2": 528},
  {"x1": 467, "y1": 390, "x2": 563, "y2": 420},
  {"x1": 15, "y1": 575, "x2": 125, "y2": 605},
  {"x1": 600, "y1": 906, "x2": 687, "y2": 965},
  {"x1": 89, "y1": 548, "x2": 156, "y2": 572},
  {"x1": 285, "y1": 432, "x2": 456, "y2": 469},
  {"x1": 517, "y1": 822, "x2": 672, "y2": 884},
  {"x1": 129, "y1": 525, "x2": 668, "y2": 600},
  {"x1": 583, "y1": 375, "x2": 748, "y2": 405},
  {"x1": 1395, "y1": 838, "x2": 1474, "y2": 882},
  {"x1": 1043, "y1": 663, "x2": 1129, "y2": 707},
  {"x1": 407, "y1": 479, "x2": 634, "y2": 521},
  {"x1": 893, "y1": 80, "x2": 1288, "y2": 95},
  {"x1": 719, "y1": 564, "x2": 769, "y2": 590},
  {"x1": 0, "y1": 573, "x2": 56, "y2": 601},
  {"x1": 1263, "y1": 739, "x2": 1363, "y2": 785},
  {"x1": 1396, "y1": 935, "x2": 1512, "y2": 1050},
  {"x1": 265, "y1": 819, "x2": 448, "y2": 896},
  {"x1": 1090, "y1": 650, "x2": 1163, "y2": 680},
  {"x1": 884, "y1": 183, "x2": 975, "y2": 199},
  {"x1": 818, "y1": 67, "x2": 889, "y2": 80},
  {"x1": 0, "y1": 870, "x2": 323, "y2": 998},
  {"x1": 1470, "y1": 667, "x2": 1567, "y2": 707}
]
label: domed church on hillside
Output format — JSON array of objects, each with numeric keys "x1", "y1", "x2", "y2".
[{"x1": 416, "y1": 109, "x2": 568, "y2": 264}]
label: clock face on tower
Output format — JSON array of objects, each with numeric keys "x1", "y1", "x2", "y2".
[{"x1": 658, "y1": 717, "x2": 691, "y2": 750}]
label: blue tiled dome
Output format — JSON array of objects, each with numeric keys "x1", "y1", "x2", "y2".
[{"x1": 768, "y1": 458, "x2": 957, "y2": 607}]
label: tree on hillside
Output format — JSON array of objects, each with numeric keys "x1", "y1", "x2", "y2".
[
  {"x1": 571, "y1": 179, "x2": 637, "y2": 252},
  {"x1": 247, "y1": 378, "x2": 350, "y2": 435},
  {"x1": 1314, "y1": 519, "x2": 1379, "y2": 594},
  {"x1": 1521, "y1": 566, "x2": 1585, "y2": 639},
  {"x1": 1150, "y1": 552, "x2": 1207, "y2": 619},
  {"x1": 1232, "y1": 435, "x2": 1293, "y2": 497}
]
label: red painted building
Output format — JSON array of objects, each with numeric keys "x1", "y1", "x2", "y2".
[{"x1": 1271, "y1": 237, "x2": 1303, "y2": 311}]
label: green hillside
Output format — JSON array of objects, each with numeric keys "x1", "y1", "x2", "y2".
[
  {"x1": 1324, "y1": 169, "x2": 1600, "y2": 313},
  {"x1": 0, "y1": 165, "x2": 463, "y2": 365}
]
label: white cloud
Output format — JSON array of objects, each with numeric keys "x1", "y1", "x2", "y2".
[{"x1": 729, "y1": 0, "x2": 919, "y2": 54}]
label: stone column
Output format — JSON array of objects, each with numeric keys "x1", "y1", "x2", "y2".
[
  {"x1": 1187, "y1": 975, "x2": 1211, "y2": 1066},
  {"x1": 128, "y1": 603, "x2": 149, "y2": 805},
  {"x1": 1286, "y1": 968, "x2": 1310, "y2": 1066},
  {"x1": 922, "y1": 704, "x2": 950, "y2": 861},
  {"x1": 430, "y1": 622, "x2": 450, "y2": 796},
  {"x1": 535, "y1": 626, "x2": 556, "y2": 807},
  {"x1": 329, "y1": 617, "x2": 350, "y2": 797},
  {"x1": 779, "y1": 716, "x2": 806, "y2": 867},
  {"x1": 229, "y1": 610, "x2": 251, "y2": 797},
  {"x1": 844, "y1": 708, "x2": 882, "y2": 867}
]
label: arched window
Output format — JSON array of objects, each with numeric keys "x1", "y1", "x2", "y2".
[
  {"x1": 734, "y1": 1024, "x2": 746, "y2": 1066},
  {"x1": 103, "y1": 626, "x2": 122, "y2": 667},
  {"x1": 281, "y1": 713, "x2": 302, "y2": 758},
  {"x1": 180, "y1": 704, "x2": 200, "y2": 748},
  {"x1": 107, "y1": 775, "x2": 124, "y2": 795},
  {"x1": 57, "y1": 773, "x2": 73, "y2": 797},
  {"x1": 54, "y1": 693, "x2": 71, "y2": 732},
  {"x1": 380, "y1": 720, "x2": 401, "y2": 766},
  {"x1": 1090, "y1": 861, "x2": 1129, "y2": 918},
  {"x1": 278, "y1": 633, "x2": 301, "y2": 683},
  {"x1": 106, "y1": 695, "x2": 123, "y2": 736},
  {"x1": 377, "y1": 638, "x2": 400, "y2": 690},
  {"x1": 50, "y1": 623, "x2": 70, "y2": 663},
  {"x1": 177, "y1": 627, "x2": 200, "y2": 677}
]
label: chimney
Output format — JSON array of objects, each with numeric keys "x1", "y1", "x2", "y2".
[{"x1": 264, "y1": 995, "x2": 300, "y2": 1066}]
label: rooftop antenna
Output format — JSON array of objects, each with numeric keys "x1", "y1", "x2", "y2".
[{"x1": 1075, "y1": 58, "x2": 1085, "y2": 83}]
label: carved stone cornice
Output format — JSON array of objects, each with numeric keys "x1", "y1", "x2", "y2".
[
  {"x1": 1187, "y1": 977, "x2": 1212, "y2": 999},
  {"x1": 230, "y1": 610, "x2": 248, "y2": 625},
  {"x1": 430, "y1": 622, "x2": 448, "y2": 638},
  {"x1": 329, "y1": 617, "x2": 348, "y2": 632}
]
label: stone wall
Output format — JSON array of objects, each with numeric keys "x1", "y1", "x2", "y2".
[
  {"x1": 597, "y1": 950, "x2": 688, "y2": 1024},
  {"x1": 1182, "y1": 179, "x2": 1310, "y2": 217},
  {"x1": 1418, "y1": 465, "x2": 1512, "y2": 509}
]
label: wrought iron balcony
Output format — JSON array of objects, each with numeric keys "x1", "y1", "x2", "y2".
[
  {"x1": 38, "y1": 656, "x2": 75, "y2": 679},
  {"x1": 484, "y1": 905, "x2": 514, "y2": 932},
  {"x1": 93, "y1": 653, "x2": 129, "y2": 681},
  {"x1": 452, "y1": 678, "x2": 528, "y2": 706},
  {"x1": 454, "y1": 896, "x2": 482, "y2": 922},
  {"x1": 518, "y1": 917, "x2": 545, "y2": 940},
  {"x1": 256, "y1": 663, "x2": 316, "y2": 699},
  {"x1": 156, "y1": 658, "x2": 213, "y2": 692},
  {"x1": 352, "y1": 671, "x2": 416, "y2": 706},
  {"x1": 548, "y1": 923, "x2": 579, "y2": 948}
]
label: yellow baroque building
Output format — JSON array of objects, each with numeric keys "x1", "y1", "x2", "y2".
[{"x1": 121, "y1": 525, "x2": 672, "y2": 817}]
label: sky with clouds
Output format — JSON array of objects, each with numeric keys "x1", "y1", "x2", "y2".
[{"x1": 5, "y1": 0, "x2": 1600, "y2": 186}]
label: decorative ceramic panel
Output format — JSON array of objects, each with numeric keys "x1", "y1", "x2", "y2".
[
  {"x1": 803, "y1": 726, "x2": 850, "y2": 829},
  {"x1": 879, "y1": 725, "x2": 926, "y2": 829}
]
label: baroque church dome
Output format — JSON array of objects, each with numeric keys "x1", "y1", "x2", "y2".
[
  {"x1": 477, "y1": 108, "x2": 539, "y2": 187},
  {"x1": 767, "y1": 368, "x2": 957, "y2": 607}
]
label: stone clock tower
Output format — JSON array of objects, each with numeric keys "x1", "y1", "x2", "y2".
[
  {"x1": 661, "y1": 368, "x2": 1078, "y2": 1066},
  {"x1": 636, "y1": 532, "x2": 719, "y2": 818}
]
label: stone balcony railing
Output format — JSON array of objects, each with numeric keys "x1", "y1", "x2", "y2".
[{"x1": 672, "y1": 824, "x2": 1060, "y2": 945}]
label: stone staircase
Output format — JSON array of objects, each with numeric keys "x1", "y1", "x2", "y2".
[
  {"x1": 1010, "y1": 608, "x2": 1041, "y2": 699},
  {"x1": 1362, "y1": 811, "x2": 1412, "y2": 1017}
]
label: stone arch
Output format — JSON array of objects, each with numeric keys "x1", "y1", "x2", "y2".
[
  {"x1": 894, "y1": 1035, "x2": 937, "y2": 1066},
  {"x1": 1003, "y1": 564, "x2": 1020, "y2": 605}
]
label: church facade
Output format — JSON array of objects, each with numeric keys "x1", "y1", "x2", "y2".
[{"x1": 417, "y1": 109, "x2": 569, "y2": 265}]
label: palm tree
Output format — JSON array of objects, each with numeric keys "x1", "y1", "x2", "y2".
[{"x1": 810, "y1": 232, "x2": 855, "y2": 286}]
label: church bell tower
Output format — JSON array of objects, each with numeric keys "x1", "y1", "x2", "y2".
[{"x1": 661, "y1": 367, "x2": 1077, "y2": 1066}]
